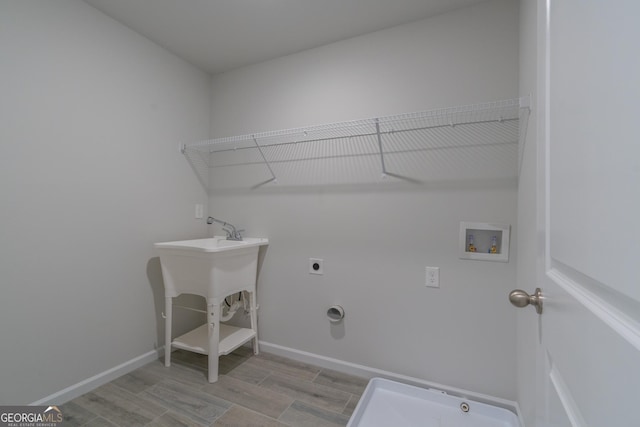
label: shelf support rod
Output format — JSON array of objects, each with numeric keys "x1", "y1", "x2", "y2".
[
  {"x1": 375, "y1": 119, "x2": 422, "y2": 184},
  {"x1": 375, "y1": 119, "x2": 388, "y2": 177},
  {"x1": 517, "y1": 94, "x2": 532, "y2": 177},
  {"x1": 173, "y1": 305, "x2": 207, "y2": 314},
  {"x1": 251, "y1": 136, "x2": 277, "y2": 189}
]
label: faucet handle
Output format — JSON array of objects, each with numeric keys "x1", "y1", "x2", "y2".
[
  {"x1": 234, "y1": 229, "x2": 245, "y2": 240},
  {"x1": 221, "y1": 224, "x2": 234, "y2": 237}
]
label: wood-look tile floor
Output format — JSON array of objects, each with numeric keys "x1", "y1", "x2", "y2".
[{"x1": 60, "y1": 347, "x2": 368, "y2": 427}]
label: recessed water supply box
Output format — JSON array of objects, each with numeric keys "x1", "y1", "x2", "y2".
[{"x1": 459, "y1": 222, "x2": 510, "y2": 262}]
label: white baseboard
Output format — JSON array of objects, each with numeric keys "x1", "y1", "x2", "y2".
[
  {"x1": 259, "y1": 341, "x2": 520, "y2": 416},
  {"x1": 30, "y1": 342, "x2": 524, "y2": 425},
  {"x1": 30, "y1": 348, "x2": 162, "y2": 405}
]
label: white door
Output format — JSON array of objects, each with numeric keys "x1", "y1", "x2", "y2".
[{"x1": 519, "y1": 1, "x2": 640, "y2": 426}]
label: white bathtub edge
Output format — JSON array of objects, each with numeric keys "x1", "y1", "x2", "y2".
[
  {"x1": 259, "y1": 340, "x2": 521, "y2": 423},
  {"x1": 514, "y1": 401, "x2": 527, "y2": 427}
]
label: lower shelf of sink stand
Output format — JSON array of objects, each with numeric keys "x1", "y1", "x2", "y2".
[{"x1": 172, "y1": 323, "x2": 256, "y2": 356}]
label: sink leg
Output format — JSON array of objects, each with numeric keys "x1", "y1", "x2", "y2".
[
  {"x1": 207, "y1": 301, "x2": 220, "y2": 383},
  {"x1": 249, "y1": 290, "x2": 259, "y2": 355},
  {"x1": 164, "y1": 297, "x2": 172, "y2": 367}
]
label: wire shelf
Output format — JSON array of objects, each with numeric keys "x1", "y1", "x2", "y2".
[{"x1": 183, "y1": 97, "x2": 530, "y2": 191}]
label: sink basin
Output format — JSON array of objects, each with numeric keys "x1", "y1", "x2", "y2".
[
  {"x1": 154, "y1": 236, "x2": 269, "y2": 300},
  {"x1": 154, "y1": 236, "x2": 268, "y2": 252}
]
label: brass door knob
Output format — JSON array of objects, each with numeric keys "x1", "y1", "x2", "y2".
[{"x1": 509, "y1": 288, "x2": 543, "y2": 314}]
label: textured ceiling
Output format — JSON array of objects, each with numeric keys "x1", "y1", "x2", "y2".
[{"x1": 84, "y1": 0, "x2": 487, "y2": 74}]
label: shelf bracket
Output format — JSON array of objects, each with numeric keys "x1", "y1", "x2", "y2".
[
  {"x1": 375, "y1": 119, "x2": 422, "y2": 185},
  {"x1": 251, "y1": 136, "x2": 278, "y2": 189},
  {"x1": 517, "y1": 95, "x2": 532, "y2": 177},
  {"x1": 375, "y1": 119, "x2": 388, "y2": 178}
]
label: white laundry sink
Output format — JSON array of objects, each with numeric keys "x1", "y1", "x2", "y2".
[
  {"x1": 154, "y1": 236, "x2": 269, "y2": 300},
  {"x1": 154, "y1": 235, "x2": 269, "y2": 383}
]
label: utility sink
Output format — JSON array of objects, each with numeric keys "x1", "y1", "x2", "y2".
[
  {"x1": 154, "y1": 235, "x2": 269, "y2": 383},
  {"x1": 154, "y1": 236, "x2": 268, "y2": 300}
]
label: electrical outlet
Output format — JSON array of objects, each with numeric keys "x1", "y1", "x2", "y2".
[
  {"x1": 309, "y1": 258, "x2": 323, "y2": 275},
  {"x1": 195, "y1": 204, "x2": 204, "y2": 219},
  {"x1": 425, "y1": 266, "x2": 439, "y2": 288}
]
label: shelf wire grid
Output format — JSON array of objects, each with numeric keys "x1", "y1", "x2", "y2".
[{"x1": 183, "y1": 98, "x2": 529, "y2": 191}]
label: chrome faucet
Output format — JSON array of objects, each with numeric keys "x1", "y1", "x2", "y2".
[{"x1": 206, "y1": 217, "x2": 244, "y2": 241}]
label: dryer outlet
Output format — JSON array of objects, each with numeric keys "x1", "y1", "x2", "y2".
[{"x1": 309, "y1": 258, "x2": 324, "y2": 275}]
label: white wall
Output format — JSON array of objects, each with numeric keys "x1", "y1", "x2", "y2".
[
  {"x1": 0, "y1": 1, "x2": 210, "y2": 404},
  {"x1": 209, "y1": 0, "x2": 520, "y2": 399}
]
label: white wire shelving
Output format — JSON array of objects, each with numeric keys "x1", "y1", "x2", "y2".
[{"x1": 182, "y1": 97, "x2": 530, "y2": 191}]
